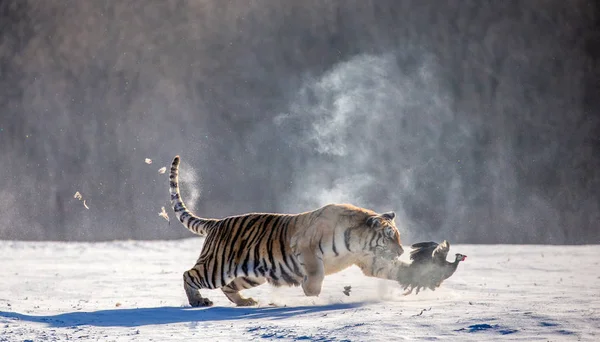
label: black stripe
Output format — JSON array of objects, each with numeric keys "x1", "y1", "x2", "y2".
[
  {"x1": 230, "y1": 215, "x2": 252, "y2": 245},
  {"x1": 240, "y1": 216, "x2": 266, "y2": 276},
  {"x1": 368, "y1": 232, "x2": 377, "y2": 249},
  {"x1": 252, "y1": 243, "x2": 263, "y2": 276},
  {"x1": 239, "y1": 215, "x2": 263, "y2": 244},
  {"x1": 188, "y1": 268, "x2": 204, "y2": 288},
  {"x1": 241, "y1": 258, "x2": 249, "y2": 277},
  {"x1": 265, "y1": 216, "x2": 284, "y2": 276},
  {"x1": 219, "y1": 217, "x2": 236, "y2": 286},
  {"x1": 203, "y1": 228, "x2": 222, "y2": 288},
  {"x1": 184, "y1": 278, "x2": 200, "y2": 292},
  {"x1": 253, "y1": 215, "x2": 273, "y2": 245},
  {"x1": 242, "y1": 215, "x2": 264, "y2": 276},
  {"x1": 180, "y1": 212, "x2": 189, "y2": 223},
  {"x1": 243, "y1": 277, "x2": 260, "y2": 287},
  {"x1": 282, "y1": 216, "x2": 302, "y2": 277},
  {"x1": 318, "y1": 239, "x2": 324, "y2": 255},
  {"x1": 278, "y1": 216, "x2": 295, "y2": 275},
  {"x1": 252, "y1": 215, "x2": 275, "y2": 274},
  {"x1": 209, "y1": 243, "x2": 219, "y2": 288},
  {"x1": 375, "y1": 235, "x2": 384, "y2": 248},
  {"x1": 227, "y1": 215, "x2": 253, "y2": 274},
  {"x1": 289, "y1": 254, "x2": 303, "y2": 278},
  {"x1": 192, "y1": 218, "x2": 204, "y2": 232},
  {"x1": 332, "y1": 234, "x2": 339, "y2": 257},
  {"x1": 226, "y1": 280, "x2": 239, "y2": 292},
  {"x1": 248, "y1": 215, "x2": 270, "y2": 274},
  {"x1": 201, "y1": 228, "x2": 217, "y2": 250},
  {"x1": 255, "y1": 265, "x2": 265, "y2": 277},
  {"x1": 220, "y1": 217, "x2": 236, "y2": 246},
  {"x1": 279, "y1": 266, "x2": 298, "y2": 286},
  {"x1": 260, "y1": 258, "x2": 269, "y2": 276},
  {"x1": 200, "y1": 226, "x2": 219, "y2": 257},
  {"x1": 344, "y1": 228, "x2": 352, "y2": 251}
]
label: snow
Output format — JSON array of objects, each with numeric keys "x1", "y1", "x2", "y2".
[{"x1": 1, "y1": 239, "x2": 598, "y2": 341}]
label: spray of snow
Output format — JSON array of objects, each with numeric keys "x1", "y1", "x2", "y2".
[
  {"x1": 177, "y1": 164, "x2": 201, "y2": 213},
  {"x1": 275, "y1": 53, "x2": 457, "y2": 241}
]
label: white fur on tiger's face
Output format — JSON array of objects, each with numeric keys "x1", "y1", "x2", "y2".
[{"x1": 169, "y1": 155, "x2": 411, "y2": 307}]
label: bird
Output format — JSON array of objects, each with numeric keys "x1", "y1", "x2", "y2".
[{"x1": 402, "y1": 240, "x2": 466, "y2": 295}]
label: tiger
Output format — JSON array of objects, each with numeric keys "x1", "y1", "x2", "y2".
[{"x1": 169, "y1": 155, "x2": 419, "y2": 307}]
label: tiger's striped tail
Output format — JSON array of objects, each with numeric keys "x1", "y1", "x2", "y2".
[{"x1": 169, "y1": 155, "x2": 216, "y2": 236}]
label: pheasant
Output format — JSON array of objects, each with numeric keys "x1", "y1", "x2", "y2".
[{"x1": 402, "y1": 240, "x2": 466, "y2": 295}]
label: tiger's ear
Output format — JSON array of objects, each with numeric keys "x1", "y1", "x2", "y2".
[
  {"x1": 366, "y1": 216, "x2": 381, "y2": 228},
  {"x1": 382, "y1": 211, "x2": 396, "y2": 221}
]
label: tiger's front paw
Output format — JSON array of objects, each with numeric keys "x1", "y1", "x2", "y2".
[
  {"x1": 302, "y1": 276, "x2": 322, "y2": 297},
  {"x1": 302, "y1": 286, "x2": 321, "y2": 297}
]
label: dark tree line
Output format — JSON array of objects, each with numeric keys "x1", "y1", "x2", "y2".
[{"x1": 0, "y1": 0, "x2": 598, "y2": 243}]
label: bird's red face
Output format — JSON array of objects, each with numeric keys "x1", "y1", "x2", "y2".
[{"x1": 456, "y1": 253, "x2": 467, "y2": 262}]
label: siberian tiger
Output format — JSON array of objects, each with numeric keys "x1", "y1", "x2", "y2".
[{"x1": 169, "y1": 155, "x2": 418, "y2": 307}]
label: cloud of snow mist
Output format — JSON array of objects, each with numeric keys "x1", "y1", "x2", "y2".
[
  {"x1": 272, "y1": 42, "x2": 600, "y2": 245},
  {"x1": 178, "y1": 164, "x2": 201, "y2": 213},
  {"x1": 275, "y1": 53, "x2": 465, "y2": 241}
]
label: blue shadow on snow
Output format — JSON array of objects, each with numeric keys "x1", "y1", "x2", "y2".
[
  {"x1": 455, "y1": 323, "x2": 518, "y2": 335},
  {"x1": 0, "y1": 302, "x2": 365, "y2": 328}
]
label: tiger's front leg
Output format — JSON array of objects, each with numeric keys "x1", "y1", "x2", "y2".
[{"x1": 298, "y1": 251, "x2": 325, "y2": 297}]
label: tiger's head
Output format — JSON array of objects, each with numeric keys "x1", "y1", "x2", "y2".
[{"x1": 363, "y1": 211, "x2": 404, "y2": 260}]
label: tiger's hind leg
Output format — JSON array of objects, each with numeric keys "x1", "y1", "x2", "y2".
[
  {"x1": 183, "y1": 265, "x2": 215, "y2": 307},
  {"x1": 222, "y1": 277, "x2": 266, "y2": 306}
]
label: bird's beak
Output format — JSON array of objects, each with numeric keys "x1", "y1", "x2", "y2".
[{"x1": 462, "y1": 256, "x2": 467, "y2": 261}]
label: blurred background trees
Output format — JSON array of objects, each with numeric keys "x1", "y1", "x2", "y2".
[{"x1": 0, "y1": 0, "x2": 598, "y2": 243}]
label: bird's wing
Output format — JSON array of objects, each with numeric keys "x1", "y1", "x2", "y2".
[
  {"x1": 432, "y1": 240, "x2": 450, "y2": 261},
  {"x1": 409, "y1": 241, "x2": 439, "y2": 262},
  {"x1": 411, "y1": 241, "x2": 439, "y2": 249}
]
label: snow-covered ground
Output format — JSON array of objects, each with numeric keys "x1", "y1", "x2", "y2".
[{"x1": 0, "y1": 239, "x2": 598, "y2": 341}]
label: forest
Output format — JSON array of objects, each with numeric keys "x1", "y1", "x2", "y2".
[{"x1": 0, "y1": 0, "x2": 598, "y2": 243}]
